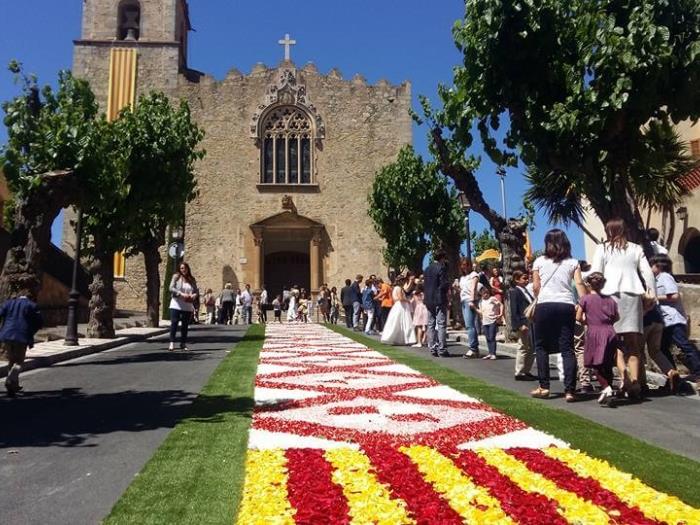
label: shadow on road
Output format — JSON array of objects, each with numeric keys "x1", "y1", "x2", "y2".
[
  {"x1": 0, "y1": 388, "x2": 253, "y2": 449},
  {"x1": 57, "y1": 351, "x2": 212, "y2": 367}
]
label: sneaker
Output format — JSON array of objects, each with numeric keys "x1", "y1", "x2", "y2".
[
  {"x1": 482, "y1": 354, "x2": 496, "y2": 360},
  {"x1": 168, "y1": 343, "x2": 175, "y2": 352},
  {"x1": 598, "y1": 387, "x2": 615, "y2": 407},
  {"x1": 464, "y1": 350, "x2": 479, "y2": 359}
]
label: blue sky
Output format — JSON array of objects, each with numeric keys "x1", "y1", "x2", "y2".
[{"x1": 0, "y1": 0, "x2": 584, "y2": 257}]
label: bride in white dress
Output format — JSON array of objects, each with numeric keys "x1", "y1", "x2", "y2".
[
  {"x1": 380, "y1": 282, "x2": 417, "y2": 346},
  {"x1": 287, "y1": 288, "x2": 298, "y2": 322}
]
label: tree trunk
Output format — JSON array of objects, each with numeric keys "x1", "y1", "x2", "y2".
[
  {"x1": 143, "y1": 237, "x2": 162, "y2": 328},
  {"x1": 0, "y1": 170, "x2": 79, "y2": 301},
  {"x1": 87, "y1": 239, "x2": 116, "y2": 338}
]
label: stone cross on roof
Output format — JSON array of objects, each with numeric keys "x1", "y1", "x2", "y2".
[{"x1": 278, "y1": 33, "x2": 296, "y2": 61}]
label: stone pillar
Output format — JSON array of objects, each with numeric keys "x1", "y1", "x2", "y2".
[
  {"x1": 251, "y1": 226, "x2": 264, "y2": 292},
  {"x1": 309, "y1": 226, "x2": 323, "y2": 294}
]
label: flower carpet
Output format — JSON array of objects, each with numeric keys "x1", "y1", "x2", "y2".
[{"x1": 237, "y1": 324, "x2": 699, "y2": 524}]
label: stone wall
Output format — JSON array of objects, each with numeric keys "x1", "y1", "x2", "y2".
[
  {"x1": 177, "y1": 64, "x2": 412, "y2": 298},
  {"x1": 68, "y1": 0, "x2": 412, "y2": 312}
]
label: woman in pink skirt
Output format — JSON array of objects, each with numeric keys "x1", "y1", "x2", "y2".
[{"x1": 411, "y1": 284, "x2": 429, "y2": 347}]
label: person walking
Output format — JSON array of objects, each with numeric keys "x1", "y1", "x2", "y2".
[
  {"x1": 0, "y1": 290, "x2": 42, "y2": 396},
  {"x1": 652, "y1": 256, "x2": 700, "y2": 390},
  {"x1": 361, "y1": 279, "x2": 376, "y2": 334},
  {"x1": 219, "y1": 283, "x2": 235, "y2": 325},
  {"x1": 241, "y1": 284, "x2": 253, "y2": 324},
  {"x1": 203, "y1": 288, "x2": 216, "y2": 324},
  {"x1": 578, "y1": 272, "x2": 620, "y2": 406},
  {"x1": 477, "y1": 286, "x2": 503, "y2": 360},
  {"x1": 168, "y1": 262, "x2": 198, "y2": 352},
  {"x1": 350, "y1": 275, "x2": 363, "y2": 330},
  {"x1": 591, "y1": 218, "x2": 655, "y2": 399},
  {"x1": 259, "y1": 284, "x2": 269, "y2": 324},
  {"x1": 411, "y1": 285, "x2": 429, "y2": 347},
  {"x1": 424, "y1": 250, "x2": 451, "y2": 357},
  {"x1": 376, "y1": 277, "x2": 394, "y2": 332},
  {"x1": 458, "y1": 258, "x2": 481, "y2": 358},
  {"x1": 330, "y1": 286, "x2": 340, "y2": 324},
  {"x1": 509, "y1": 270, "x2": 536, "y2": 380},
  {"x1": 272, "y1": 295, "x2": 283, "y2": 323},
  {"x1": 340, "y1": 279, "x2": 354, "y2": 328},
  {"x1": 380, "y1": 277, "x2": 417, "y2": 345},
  {"x1": 530, "y1": 230, "x2": 585, "y2": 401}
]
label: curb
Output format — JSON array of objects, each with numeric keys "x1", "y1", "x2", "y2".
[{"x1": 0, "y1": 328, "x2": 169, "y2": 379}]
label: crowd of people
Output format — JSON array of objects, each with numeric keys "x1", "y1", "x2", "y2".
[
  {"x1": 329, "y1": 219, "x2": 700, "y2": 405},
  {"x1": 163, "y1": 218, "x2": 699, "y2": 405}
]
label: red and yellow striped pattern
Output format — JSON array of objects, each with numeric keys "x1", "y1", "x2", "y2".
[{"x1": 236, "y1": 446, "x2": 699, "y2": 524}]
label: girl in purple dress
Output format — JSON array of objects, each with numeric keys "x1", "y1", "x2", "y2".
[{"x1": 577, "y1": 272, "x2": 619, "y2": 406}]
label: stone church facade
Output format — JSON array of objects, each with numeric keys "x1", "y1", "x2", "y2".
[{"x1": 65, "y1": 0, "x2": 412, "y2": 308}]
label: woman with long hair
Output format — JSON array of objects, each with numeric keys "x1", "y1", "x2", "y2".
[
  {"x1": 531, "y1": 229, "x2": 586, "y2": 401},
  {"x1": 168, "y1": 262, "x2": 198, "y2": 352},
  {"x1": 591, "y1": 218, "x2": 655, "y2": 399}
]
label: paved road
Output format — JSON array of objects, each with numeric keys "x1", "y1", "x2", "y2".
[
  {"x1": 373, "y1": 334, "x2": 700, "y2": 462},
  {"x1": 0, "y1": 324, "x2": 248, "y2": 525}
]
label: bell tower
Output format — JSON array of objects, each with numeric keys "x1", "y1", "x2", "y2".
[{"x1": 72, "y1": 0, "x2": 191, "y2": 110}]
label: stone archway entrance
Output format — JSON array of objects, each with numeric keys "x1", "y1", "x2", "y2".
[
  {"x1": 264, "y1": 251, "x2": 310, "y2": 300},
  {"x1": 250, "y1": 211, "x2": 325, "y2": 298}
]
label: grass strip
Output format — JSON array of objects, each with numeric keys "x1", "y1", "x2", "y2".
[
  {"x1": 328, "y1": 325, "x2": 700, "y2": 507},
  {"x1": 105, "y1": 324, "x2": 264, "y2": 525}
]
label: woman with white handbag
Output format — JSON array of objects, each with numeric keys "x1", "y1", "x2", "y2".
[{"x1": 529, "y1": 229, "x2": 586, "y2": 401}]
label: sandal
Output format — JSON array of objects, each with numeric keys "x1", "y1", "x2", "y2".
[{"x1": 530, "y1": 387, "x2": 550, "y2": 399}]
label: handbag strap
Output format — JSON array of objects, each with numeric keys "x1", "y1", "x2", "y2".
[{"x1": 536, "y1": 262, "x2": 562, "y2": 298}]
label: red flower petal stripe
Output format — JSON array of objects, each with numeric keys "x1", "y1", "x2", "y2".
[
  {"x1": 508, "y1": 448, "x2": 661, "y2": 525},
  {"x1": 362, "y1": 445, "x2": 464, "y2": 525},
  {"x1": 285, "y1": 449, "x2": 350, "y2": 525},
  {"x1": 235, "y1": 324, "x2": 700, "y2": 524},
  {"x1": 450, "y1": 449, "x2": 568, "y2": 525}
]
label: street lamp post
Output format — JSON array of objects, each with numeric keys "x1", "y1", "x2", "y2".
[
  {"x1": 457, "y1": 192, "x2": 472, "y2": 260},
  {"x1": 170, "y1": 225, "x2": 184, "y2": 275},
  {"x1": 64, "y1": 209, "x2": 83, "y2": 346},
  {"x1": 497, "y1": 167, "x2": 507, "y2": 218}
]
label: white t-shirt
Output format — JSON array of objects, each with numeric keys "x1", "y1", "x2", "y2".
[
  {"x1": 532, "y1": 256, "x2": 579, "y2": 305},
  {"x1": 458, "y1": 272, "x2": 481, "y2": 302},
  {"x1": 169, "y1": 280, "x2": 195, "y2": 312},
  {"x1": 655, "y1": 272, "x2": 686, "y2": 327}
]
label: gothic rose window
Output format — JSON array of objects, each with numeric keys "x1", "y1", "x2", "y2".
[{"x1": 260, "y1": 106, "x2": 314, "y2": 184}]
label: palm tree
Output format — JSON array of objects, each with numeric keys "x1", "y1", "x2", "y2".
[{"x1": 525, "y1": 120, "x2": 697, "y2": 251}]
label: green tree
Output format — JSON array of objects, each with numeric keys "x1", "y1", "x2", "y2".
[
  {"x1": 368, "y1": 145, "x2": 464, "y2": 274},
  {"x1": 471, "y1": 228, "x2": 500, "y2": 257},
  {"x1": 0, "y1": 64, "x2": 120, "y2": 300},
  {"x1": 114, "y1": 93, "x2": 204, "y2": 327},
  {"x1": 445, "y1": 0, "x2": 700, "y2": 249}
]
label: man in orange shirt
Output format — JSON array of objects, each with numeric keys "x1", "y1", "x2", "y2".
[{"x1": 376, "y1": 277, "x2": 394, "y2": 332}]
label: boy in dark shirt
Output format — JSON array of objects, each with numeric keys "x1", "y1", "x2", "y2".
[{"x1": 0, "y1": 292, "x2": 43, "y2": 396}]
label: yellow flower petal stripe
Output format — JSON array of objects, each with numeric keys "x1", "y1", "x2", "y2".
[
  {"x1": 544, "y1": 447, "x2": 700, "y2": 525},
  {"x1": 237, "y1": 449, "x2": 296, "y2": 525},
  {"x1": 401, "y1": 445, "x2": 515, "y2": 524},
  {"x1": 325, "y1": 448, "x2": 416, "y2": 525},
  {"x1": 478, "y1": 448, "x2": 610, "y2": 525}
]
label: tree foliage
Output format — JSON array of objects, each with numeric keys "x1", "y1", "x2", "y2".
[
  {"x1": 1, "y1": 63, "x2": 100, "y2": 194},
  {"x1": 446, "y1": 0, "x2": 700, "y2": 245},
  {"x1": 368, "y1": 145, "x2": 464, "y2": 273},
  {"x1": 471, "y1": 228, "x2": 500, "y2": 256},
  {"x1": 114, "y1": 92, "x2": 205, "y2": 326},
  {"x1": 0, "y1": 64, "x2": 122, "y2": 299}
]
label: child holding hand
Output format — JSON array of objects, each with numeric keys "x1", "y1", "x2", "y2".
[
  {"x1": 577, "y1": 272, "x2": 619, "y2": 406},
  {"x1": 478, "y1": 287, "x2": 503, "y2": 360}
]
